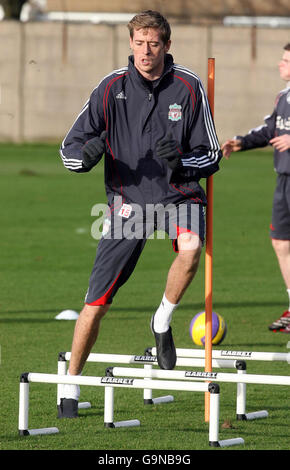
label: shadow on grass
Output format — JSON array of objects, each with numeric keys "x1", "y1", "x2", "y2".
[{"x1": 0, "y1": 300, "x2": 286, "y2": 320}]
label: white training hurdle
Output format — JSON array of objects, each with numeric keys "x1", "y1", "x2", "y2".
[
  {"x1": 149, "y1": 347, "x2": 290, "y2": 364},
  {"x1": 18, "y1": 371, "x2": 244, "y2": 447},
  {"x1": 19, "y1": 347, "x2": 290, "y2": 447},
  {"x1": 107, "y1": 365, "x2": 290, "y2": 418},
  {"x1": 147, "y1": 346, "x2": 290, "y2": 421},
  {"x1": 57, "y1": 351, "x2": 265, "y2": 420},
  {"x1": 57, "y1": 351, "x2": 238, "y2": 408}
]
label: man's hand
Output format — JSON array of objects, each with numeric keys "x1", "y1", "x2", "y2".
[
  {"x1": 270, "y1": 134, "x2": 290, "y2": 152},
  {"x1": 156, "y1": 132, "x2": 182, "y2": 170},
  {"x1": 221, "y1": 139, "x2": 242, "y2": 159},
  {"x1": 82, "y1": 131, "x2": 107, "y2": 169}
]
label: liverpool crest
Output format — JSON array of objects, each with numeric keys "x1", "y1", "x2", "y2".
[{"x1": 168, "y1": 103, "x2": 182, "y2": 121}]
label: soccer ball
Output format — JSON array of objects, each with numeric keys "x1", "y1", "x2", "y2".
[{"x1": 189, "y1": 311, "x2": 227, "y2": 346}]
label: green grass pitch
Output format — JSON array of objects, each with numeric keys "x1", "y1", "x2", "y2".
[{"x1": 0, "y1": 143, "x2": 289, "y2": 451}]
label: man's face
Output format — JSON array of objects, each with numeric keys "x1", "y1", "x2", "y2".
[
  {"x1": 130, "y1": 27, "x2": 171, "y2": 80},
  {"x1": 279, "y1": 50, "x2": 290, "y2": 81}
]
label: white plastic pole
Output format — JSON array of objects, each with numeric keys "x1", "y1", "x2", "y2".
[
  {"x1": 179, "y1": 358, "x2": 236, "y2": 369},
  {"x1": 109, "y1": 366, "x2": 290, "y2": 386},
  {"x1": 27, "y1": 372, "x2": 211, "y2": 392},
  {"x1": 63, "y1": 352, "x2": 237, "y2": 369},
  {"x1": 104, "y1": 386, "x2": 114, "y2": 426},
  {"x1": 65, "y1": 352, "x2": 142, "y2": 364},
  {"x1": 236, "y1": 369, "x2": 247, "y2": 417},
  {"x1": 156, "y1": 347, "x2": 290, "y2": 363},
  {"x1": 57, "y1": 358, "x2": 66, "y2": 406},
  {"x1": 18, "y1": 381, "x2": 29, "y2": 433},
  {"x1": 143, "y1": 364, "x2": 153, "y2": 402},
  {"x1": 209, "y1": 389, "x2": 219, "y2": 443}
]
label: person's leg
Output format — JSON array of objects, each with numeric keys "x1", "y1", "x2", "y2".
[
  {"x1": 271, "y1": 238, "x2": 290, "y2": 290},
  {"x1": 68, "y1": 304, "x2": 110, "y2": 376},
  {"x1": 68, "y1": 231, "x2": 149, "y2": 377},
  {"x1": 151, "y1": 232, "x2": 202, "y2": 369},
  {"x1": 58, "y1": 304, "x2": 109, "y2": 417},
  {"x1": 153, "y1": 232, "x2": 202, "y2": 333},
  {"x1": 165, "y1": 232, "x2": 202, "y2": 304},
  {"x1": 59, "y1": 213, "x2": 148, "y2": 416},
  {"x1": 151, "y1": 202, "x2": 204, "y2": 369},
  {"x1": 268, "y1": 174, "x2": 290, "y2": 331},
  {"x1": 269, "y1": 238, "x2": 290, "y2": 332}
]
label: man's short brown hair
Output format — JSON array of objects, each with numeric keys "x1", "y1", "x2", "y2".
[
  {"x1": 127, "y1": 10, "x2": 171, "y2": 45},
  {"x1": 284, "y1": 43, "x2": 290, "y2": 51}
]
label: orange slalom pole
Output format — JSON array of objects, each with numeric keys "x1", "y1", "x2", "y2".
[{"x1": 204, "y1": 58, "x2": 215, "y2": 422}]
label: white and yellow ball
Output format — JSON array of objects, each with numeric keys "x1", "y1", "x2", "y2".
[{"x1": 189, "y1": 311, "x2": 227, "y2": 346}]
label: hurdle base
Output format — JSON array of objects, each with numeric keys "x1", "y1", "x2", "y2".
[
  {"x1": 144, "y1": 395, "x2": 174, "y2": 405},
  {"x1": 237, "y1": 410, "x2": 268, "y2": 421},
  {"x1": 19, "y1": 427, "x2": 59, "y2": 436},
  {"x1": 209, "y1": 438, "x2": 244, "y2": 448},
  {"x1": 104, "y1": 420, "x2": 140, "y2": 428},
  {"x1": 78, "y1": 401, "x2": 91, "y2": 409}
]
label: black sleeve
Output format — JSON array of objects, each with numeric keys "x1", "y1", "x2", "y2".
[{"x1": 239, "y1": 108, "x2": 277, "y2": 151}]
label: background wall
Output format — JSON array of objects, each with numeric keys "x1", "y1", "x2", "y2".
[
  {"x1": 0, "y1": 20, "x2": 289, "y2": 143},
  {"x1": 44, "y1": 0, "x2": 290, "y2": 20}
]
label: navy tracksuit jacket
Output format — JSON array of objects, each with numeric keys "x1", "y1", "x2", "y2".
[
  {"x1": 60, "y1": 54, "x2": 222, "y2": 208},
  {"x1": 237, "y1": 86, "x2": 290, "y2": 175}
]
